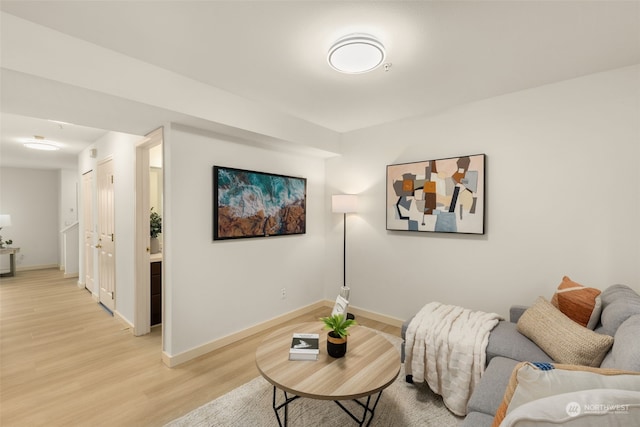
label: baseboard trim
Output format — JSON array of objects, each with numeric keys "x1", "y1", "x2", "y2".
[
  {"x1": 64, "y1": 272, "x2": 79, "y2": 279},
  {"x1": 320, "y1": 299, "x2": 405, "y2": 328},
  {"x1": 162, "y1": 300, "x2": 327, "y2": 368},
  {"x1": 114, "y1": 310, "x2": 134, "y2": 331},
  {"x1": 162, "y1": 300, "x2": 404, "y2": 368},
  {"x1": 16, "y1": 264, "x2": 59, "y2": 272}
]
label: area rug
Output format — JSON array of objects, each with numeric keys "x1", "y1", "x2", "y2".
[{"x1": 166, "y1": 329, "x2": 462, "y2": 426}]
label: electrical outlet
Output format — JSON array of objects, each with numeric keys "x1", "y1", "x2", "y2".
[{"x1": 281, "y1": 288, "x2": 286, "y2": 299}]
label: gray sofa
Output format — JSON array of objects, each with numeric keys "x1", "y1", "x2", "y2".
[{"x1": 401, "y1": 284, "x2": 640, "y2": 427}]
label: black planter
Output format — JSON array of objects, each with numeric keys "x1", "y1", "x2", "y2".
[{"x1": 327, "y1": 331, "x2": 347, "y2": 358}]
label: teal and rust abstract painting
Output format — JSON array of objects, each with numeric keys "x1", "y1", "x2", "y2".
[
  {"x1": 213, "y1": 166, "x2": 306, "y2": 240},
  {"x1": 386, "y1": 154, "x2": 485, "y2": 234}
]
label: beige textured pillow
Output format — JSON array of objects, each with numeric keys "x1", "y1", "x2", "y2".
[
  {"x1": 517, "y1": 297, "x2": 613, "y2": 367},
  {"x1": 550, "y1": 276, "x2": 602, "y2": 328}
]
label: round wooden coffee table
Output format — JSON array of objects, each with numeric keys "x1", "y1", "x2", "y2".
[{"x1": 255, "y1": 322, "x2": 400, "y2": 426}]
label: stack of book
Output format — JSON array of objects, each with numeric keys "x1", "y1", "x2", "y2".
[{"x1": 289, "y1": 333, "x2": 320, "y2": 361}]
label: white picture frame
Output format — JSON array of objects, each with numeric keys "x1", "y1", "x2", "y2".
[{"x1": 331, "y1": 295, "x2": 349, "y2": 317}]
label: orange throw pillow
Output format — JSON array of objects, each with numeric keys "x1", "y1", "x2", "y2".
[{"x1": 550, "y1": 276, "x2": 601, "y2": 329}]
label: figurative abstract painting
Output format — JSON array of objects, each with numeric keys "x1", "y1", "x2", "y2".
[
  {"x1": 386, "y1": 154, "x2": 485, "y2": 234},
  {"x1": 213, "y1": 166, "x2": 307, "y2": 240}
]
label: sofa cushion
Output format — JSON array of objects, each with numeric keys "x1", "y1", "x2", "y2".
[
  {"x1": 508, "y1": 305, "x2": 528, "y2": 323},
  {"x1": 596, "y1": 284, "x2": 640, "y2": 337},
  {"x1": 492, "y1": 362, "x2": 640, "y2": 427},
  {"x1": 460, "y1": 411, "x2": 494, "y2": 427},
  {"x1": 486, "y1": 321, "x2": 553, "y2": 364},
  {"x1": 600, "y1": 314, "x2": 640, "y2": 372},
  {"x1": 499, "y1": 389, "x2": 640, "y2": 427},
  {"x1": 517, "y1": 297, "x2": 613, "y2": 367},
  {"x1": 467, "y1": 356, "x2": 519, "y2": 417},
  {"x1": 550, "y1": 276, "x2": 602, "y2": 329}
]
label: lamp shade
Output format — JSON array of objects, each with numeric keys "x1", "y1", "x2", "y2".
[
  {"x1": 0, "y1": 214, "x2": 12, "y2": 227},
  {"x1": 332, "y1": 195, "x2": 358, "y2": 213}
]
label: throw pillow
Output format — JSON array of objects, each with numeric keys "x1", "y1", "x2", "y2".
[
  {"x1": 500, "y1": 389, "x2": 640, "y2": 427},
  {"x1": 492, "y1": 362, "x2": 640, "y2": 427},
  {"x1": 550, "y1": 276, "x2": 602, "y2": 329},
  {"x1": 516, "y1": 297, "x2": 613, "y2": 367}
]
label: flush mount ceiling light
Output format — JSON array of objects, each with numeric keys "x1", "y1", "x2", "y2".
[
  {"x1": 328, "y1": 34, "x2": 385, "y2": 74},
  {"x1": 23, "y1": 135, "x2": 61, "y2": 151}
]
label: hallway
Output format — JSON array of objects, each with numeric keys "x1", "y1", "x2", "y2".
[
  {"x1": 0, "y1": 269, "x2": 171, "y2": 425},
  {"x1": 0, "y1": 268, "x2": 270, "y2": 426}
]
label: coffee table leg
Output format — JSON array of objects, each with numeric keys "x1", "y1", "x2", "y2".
[
  {"x1": 334, "y1": 390, "x2": 384, "y2": 427},
  {"x1": 272, "y1": 387, "x2": 384, "y2": 427},
  {"x1": 272, "y1": 386, "x2": 300, "y2": 427}
]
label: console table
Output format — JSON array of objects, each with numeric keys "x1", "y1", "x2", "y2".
[
  {"x1": 0, "y1": 247, "x2": 20, "y2": 277},
  {"x1": 256, "y1": 322, "x2": 400, "y2": 426}
]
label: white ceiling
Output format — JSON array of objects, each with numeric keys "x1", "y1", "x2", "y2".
[
  {"x1": 1, "y1": 1, "x2": 639, "y2": 168},
  {"x1": 0, "y1": 113, "x2": 107, "y2": 170}
]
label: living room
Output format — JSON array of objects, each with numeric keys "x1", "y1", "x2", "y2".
[{"x1": 1, "y1": 2, "x2": 639, "y2": 425}]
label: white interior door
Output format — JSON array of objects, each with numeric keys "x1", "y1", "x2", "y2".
[
  {"x1": 97, "y1": 158, "x2": 116, "y2": 313},
  {"x1": 82, "y1": 170, "x2": 94, "y2": 292}
]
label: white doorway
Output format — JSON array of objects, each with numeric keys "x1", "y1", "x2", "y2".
[
  {"x1": 134, "y1": 128, "x2": 163, "y2": 336},
  {"x1": 97, "y1": 157, "x2": 116, "y2": 313}
]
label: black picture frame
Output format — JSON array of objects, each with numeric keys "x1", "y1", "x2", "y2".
[{"x1": 213, "y1": 166, "x2": 307, "y2": 240}]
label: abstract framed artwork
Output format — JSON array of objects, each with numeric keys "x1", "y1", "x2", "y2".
[
  {"x1": 213, "y1": 166, "x2": 307, "y2": 240},
  {"x1": 386, "y1": 154, "x2": 485, "y2": 235}
]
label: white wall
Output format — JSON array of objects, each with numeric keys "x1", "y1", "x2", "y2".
[
  {"x1": 163, "y1": 125, "x2": 326, "y2": 356},
  {"x1": 326, "y1": 65, "x2": 640, "y2": 320},
  {"x1": 0, "y1": 167, "x2": 59, "y2": 270},
  {"x1": 61, "y1": 64, "x2": 638, "y2": 362},
  {"x1": 58, "y1": 168, "x2": 78, "y2": 267},
  {"x1": 78, "y1": 131, "x2": 141, "y2": 324}
]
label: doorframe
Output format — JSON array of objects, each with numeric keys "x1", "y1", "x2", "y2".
[
  {"x1": 96, "y1": 156, "x2": 116, "y2": 314},
  {"x1": 133, "y1": 127, "x2": 163, "y2": 337},
  {"x1": 81, "y1": 170, "x2": 95, "y2": 293}
]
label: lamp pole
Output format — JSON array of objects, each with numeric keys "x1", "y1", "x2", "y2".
[
  {"x1": 332, "y1": 194, "x2": 357, "y2": 320},
  {"x1": 342, "y1": 212, "x2": 347, "y2": 288}
]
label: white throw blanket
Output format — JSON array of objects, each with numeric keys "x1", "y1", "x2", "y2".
[{"x1": 405, "y1": 302, "x2": 503, "y2": 416}]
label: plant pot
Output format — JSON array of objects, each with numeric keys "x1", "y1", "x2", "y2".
[
  {"x1": 327, "y1": 331, "x2": 347, "y2": 358},
  {"x1": 150, "y1": 237, "x2": 160, "y2": 254}
]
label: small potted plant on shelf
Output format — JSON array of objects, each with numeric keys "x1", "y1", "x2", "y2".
[
  {"x1": 150, "y1": 208, "x2": 162, "y2": 254},
  {"x1": 320, "y1": 313, "x2": 356, "y2": 358}
]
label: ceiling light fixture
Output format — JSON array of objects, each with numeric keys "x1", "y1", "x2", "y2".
[
  {"x1": 23, "y1": 135, "x2": 61, "y2": 151},
  {"x1": 328, "y1": 34, "x2": 385, "y2": 74}
]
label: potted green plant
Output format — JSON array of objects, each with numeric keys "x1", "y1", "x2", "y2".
[
  {"x1": 320, "y1": 313, "x2": 356, "y2": 358},
  {"x1": 150, "y1": 208, "x2": 162, "y2": 254}
]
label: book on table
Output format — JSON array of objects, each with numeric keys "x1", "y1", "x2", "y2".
[{"x1": 289, "y1": 333, "x2": 320, "y2": 361}]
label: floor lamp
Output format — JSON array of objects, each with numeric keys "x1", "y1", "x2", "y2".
[{"x1": 332, "y1": 194, "x2": 358, "y2": 320}]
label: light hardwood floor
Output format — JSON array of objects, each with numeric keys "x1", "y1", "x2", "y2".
[{"x1": 0, "y1": 269, "x2": 400, "y2": 426}]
